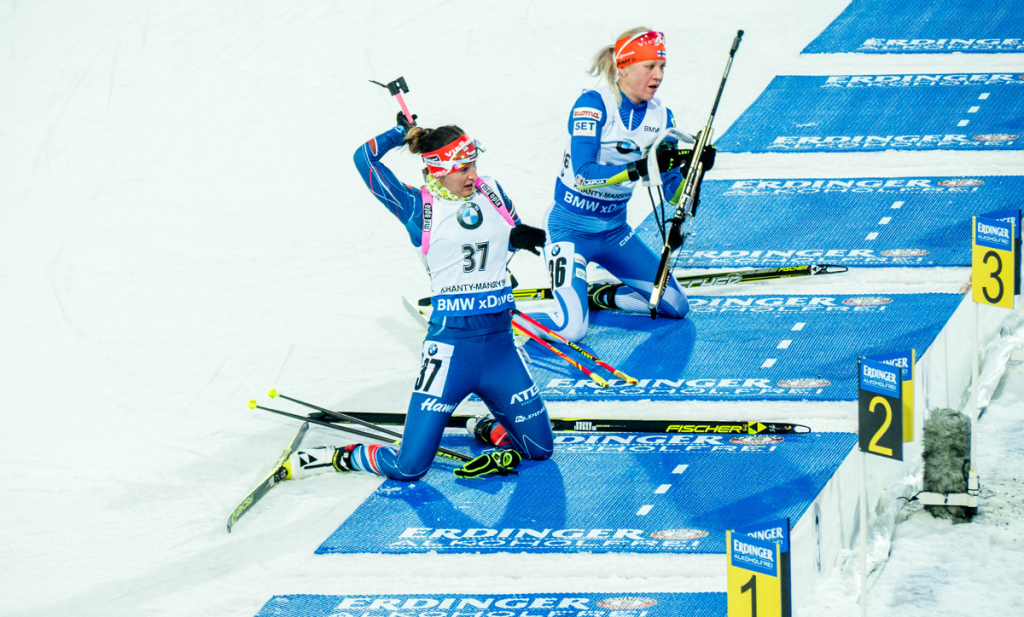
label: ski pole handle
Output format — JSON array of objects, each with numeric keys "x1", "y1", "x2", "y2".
[{"x1": 370, "y1": 76, "x2": 414, "y2": 124}]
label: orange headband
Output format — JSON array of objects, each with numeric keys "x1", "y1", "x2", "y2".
[{"x1": 614, "y1": 30, "x2": 666, "y2": 68}]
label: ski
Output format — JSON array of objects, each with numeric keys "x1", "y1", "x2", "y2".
[
  {"x1": 416, "y1": 264, "x2": 847, "y2": 307},
  {"x1": 306, "y1": 410, "x2": 809, "y2": 435},
  {"x1": 226, "y1": 422, "x2": 309, "y2": 532},
  {"x1": 402, "y1": 295, "x2": 430, "y2": 329}
]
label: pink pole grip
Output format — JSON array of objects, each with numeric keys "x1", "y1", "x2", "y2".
[{"x1": 395, "y1": 93, "x2": 414, "y2": 124}]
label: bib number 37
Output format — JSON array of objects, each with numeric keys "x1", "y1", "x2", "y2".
[{"x1": 414, "y1": 340, "x2": 455, "y2": 397}]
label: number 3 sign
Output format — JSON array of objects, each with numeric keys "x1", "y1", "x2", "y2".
[{"x1": 972, "y1": 215, "x2": 1017, "y2": 310}]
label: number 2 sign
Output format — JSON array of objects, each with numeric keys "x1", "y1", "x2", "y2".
[{"x1": 858, "y1": 357, "x2": 903, "y2": 461}]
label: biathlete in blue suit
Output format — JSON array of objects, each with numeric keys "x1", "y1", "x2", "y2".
[
  {"x1": 526, "y1": 28, "x2": 715, "y2": 342},
  {"x1": 285, "y1": 115, "x2": 554, "y2": 482}
]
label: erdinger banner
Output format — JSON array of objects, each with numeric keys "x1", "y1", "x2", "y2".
[
  {"x1": 716, "y1": 74, "x2": 1024, "y2": 154},
  {"x1": 635, "y1": 176, "x2": 1024, "y2": 270},
  {"x1": 803, "y1": 0, "x2": 1024, "y2": 55},
  {"x1": 529, "y1": 293, "x2": 961, "y2": 403},
  {"x1": 858, "y1": 357, "x2": 903, "y2": 461},
  {"x1": 256, "y1": 592, "x2": 722, "y2": 617}
]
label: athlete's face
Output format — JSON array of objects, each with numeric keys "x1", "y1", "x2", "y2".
[
  {"x1": 618, "y1": 60, "x2": 665, "y2": 104},
  {"x1": 440, "y1": 161, "x2": 478, "y2": 198}
]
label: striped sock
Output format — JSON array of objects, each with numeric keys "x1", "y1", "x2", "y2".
[{"x1": 348, "y1": 444, "x2": 385, "y2": 476}]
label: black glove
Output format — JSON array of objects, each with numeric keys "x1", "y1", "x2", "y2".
[
  {"x1": 699, "y1": 144, "x2": 716, "y2": 172},
  {"x1": 666, "y1": 218, "x2": 685, "y2": 251},
  {"x1": 396, "y1": 111, "x2": 418, "y2": 132},
  {"x1": 627, "y1": 145, "x2": 693, "y2": 181},
  {"x1": 509, "y1": 224, "x2": 546, "y2": 255}
]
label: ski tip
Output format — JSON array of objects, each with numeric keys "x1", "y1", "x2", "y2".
[
  {"x1": 248, "y1": 400, "x2": 258, "y2": 410},
  {"x1": 268, "y1": 388, "x2": 278, "y2": 399}
]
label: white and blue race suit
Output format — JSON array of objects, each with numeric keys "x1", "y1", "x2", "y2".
[
  {"x1": 352, "y1": 125, "x2": 553, "y2": 481},
  {"x1": 529, "y1": 84, "x2": 691, "y2": 342}
]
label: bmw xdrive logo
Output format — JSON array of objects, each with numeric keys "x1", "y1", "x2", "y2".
[
  {"x1": 550, "y1": 245, "x2": 561, "y2": 256},
  {"x1": 427, "y1": 344, "x2": 438, "y2": 356},
  {"x1": 457, "y1": 203, "x2": 483, "y2": 229}
]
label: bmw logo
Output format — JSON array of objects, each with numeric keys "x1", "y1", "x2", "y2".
[
  {"x1": 427, "y1": 344, "x2": 438, "y2": 356},
  {"x1": 615, "y1": 139, "x2": 639, "y2": 154},
  {"x1": 551, "y1": 245, "x2": 561, "y2": 256},
  {"x1": 457, "y1": 203, "x2": 483, "y2": 229}
]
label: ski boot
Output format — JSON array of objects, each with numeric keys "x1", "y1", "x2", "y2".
[
  {"x1": 466, "y1": 415, "x2": 511, "y2": 448},
  {"x1": 280, "y1": 444, "x2": 358, "y2": 479}
]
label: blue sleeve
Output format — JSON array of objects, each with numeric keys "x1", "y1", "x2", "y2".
[
  {"x1": 494, "y1": 180, "x2": 522, "y2": 225},
  {"x1": 353, "y1": 126, "x2": 424, "y2": 247},
  {"x1": 567, "y1": 91, "x2": 632, "y2": 185}
]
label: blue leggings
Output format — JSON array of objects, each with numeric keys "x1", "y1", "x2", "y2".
[
  {"x1": 357, "y1": 328, "x2": 554, "y2": 481},
  {"x1": 527, "y1": 216, "x2": 689, "y2": 342}
]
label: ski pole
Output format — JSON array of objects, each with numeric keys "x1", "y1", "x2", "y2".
[
  {"x1": 511, "y1": 321, "x2": 609, "y2": 388},
  {"x1": 268, "y1": 389, "x2": 406, "y2": 441},
  {"x1": 511, "y1": 309, "x2": 638, "y2": 385},
  {"x1": 369, "y1": 76, "x2": 414, "y2": 124},
  {"x1": 248, "y1": 401, "x2": 471, "y2": 463}
]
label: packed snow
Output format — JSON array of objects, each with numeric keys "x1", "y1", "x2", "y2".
[{"x1": 2, "y1": 1, "x2": 1022, "y2": 615}]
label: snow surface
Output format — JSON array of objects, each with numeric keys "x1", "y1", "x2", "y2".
[{"x1": 2, "y1": 1, "x2": 1023, "y2": 615}]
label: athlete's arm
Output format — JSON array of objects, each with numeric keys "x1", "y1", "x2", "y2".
[
  {"x1": 567, "y1": 91, "x2": 633, "y2": 187},
  {"x1": 492, "y1": 179, "x2": 521, "y2": 225},
  {"x1": 353, "y1": 126, "x2": 424, "y2": 245}
]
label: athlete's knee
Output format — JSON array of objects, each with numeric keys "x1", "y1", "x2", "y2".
[
  {"x1": 555, "y1": 317, "x2": 589, "y2": 343},
  {"x1": 386, "y1": 457, "x2": 431, "y2": 481},
  {"x1": 386, "y1": 467, "x2": 429, "y2": 482},
  {"x1": 386, "y1": 445, "x2": 436, "y2": 481},
  {"x1": 658, "y1": 290, "x2": 690, "y2": 319}
]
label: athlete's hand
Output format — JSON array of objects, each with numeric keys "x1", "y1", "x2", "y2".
[
  {"x1": 510, "y1": 224, "x2": 546, "y2": 255},
  {"x1": 396, "y1": 111, "x2": 418, "y2": 131},
  {"x1": 628, "y1": 147, "x2": 693, "y2": 181},
  {"x1": 699, "y1": 144, "x2": 716, "y2": 172}
]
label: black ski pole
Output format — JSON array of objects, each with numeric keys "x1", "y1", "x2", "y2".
[
  {"x1": 248, "y1": 401, "x2": 471, "y2": 463},
  {"x1": 268, "y1": 389, "x2": 406, "y2": 441}
]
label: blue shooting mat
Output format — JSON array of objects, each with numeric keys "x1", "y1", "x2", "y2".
[
  {"x1": 256, "y1": 592, "x2": 725, "y2": 616},
  {"x1": 714, "y1": 73, "x2": 1024, "y2": 153},
  {"x1": 524, "y1": 293, "x2": 960, "y2": 403},
  {"x1": 633, "y1": 176, "x2": 1024, "y2": 268},
  {"x1": 315, "y1": 431, "x2": 855, "y2": 556},
  {"x1": 803, "y1": 0, "x2": 1024, "y2": 54}
]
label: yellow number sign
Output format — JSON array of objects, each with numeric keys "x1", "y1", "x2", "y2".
[{"x1": 972, "y1": 216, "x2": 1016, "y2": 309}]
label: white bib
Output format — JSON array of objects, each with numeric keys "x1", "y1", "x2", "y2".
[
  {"x1": 556, "y1": 84, "x2": 669, "y2": 202},
  {"x1": 422, "y1": 176, "x2": 515, "y2": 316}
]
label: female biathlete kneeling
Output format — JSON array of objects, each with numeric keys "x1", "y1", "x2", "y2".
[
  {"x1": 526, "y1": 28, "x2": 715, "y2": 342},
  {"x1": 285, "y1": 115, "x2": 554, "y2": 482}
]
